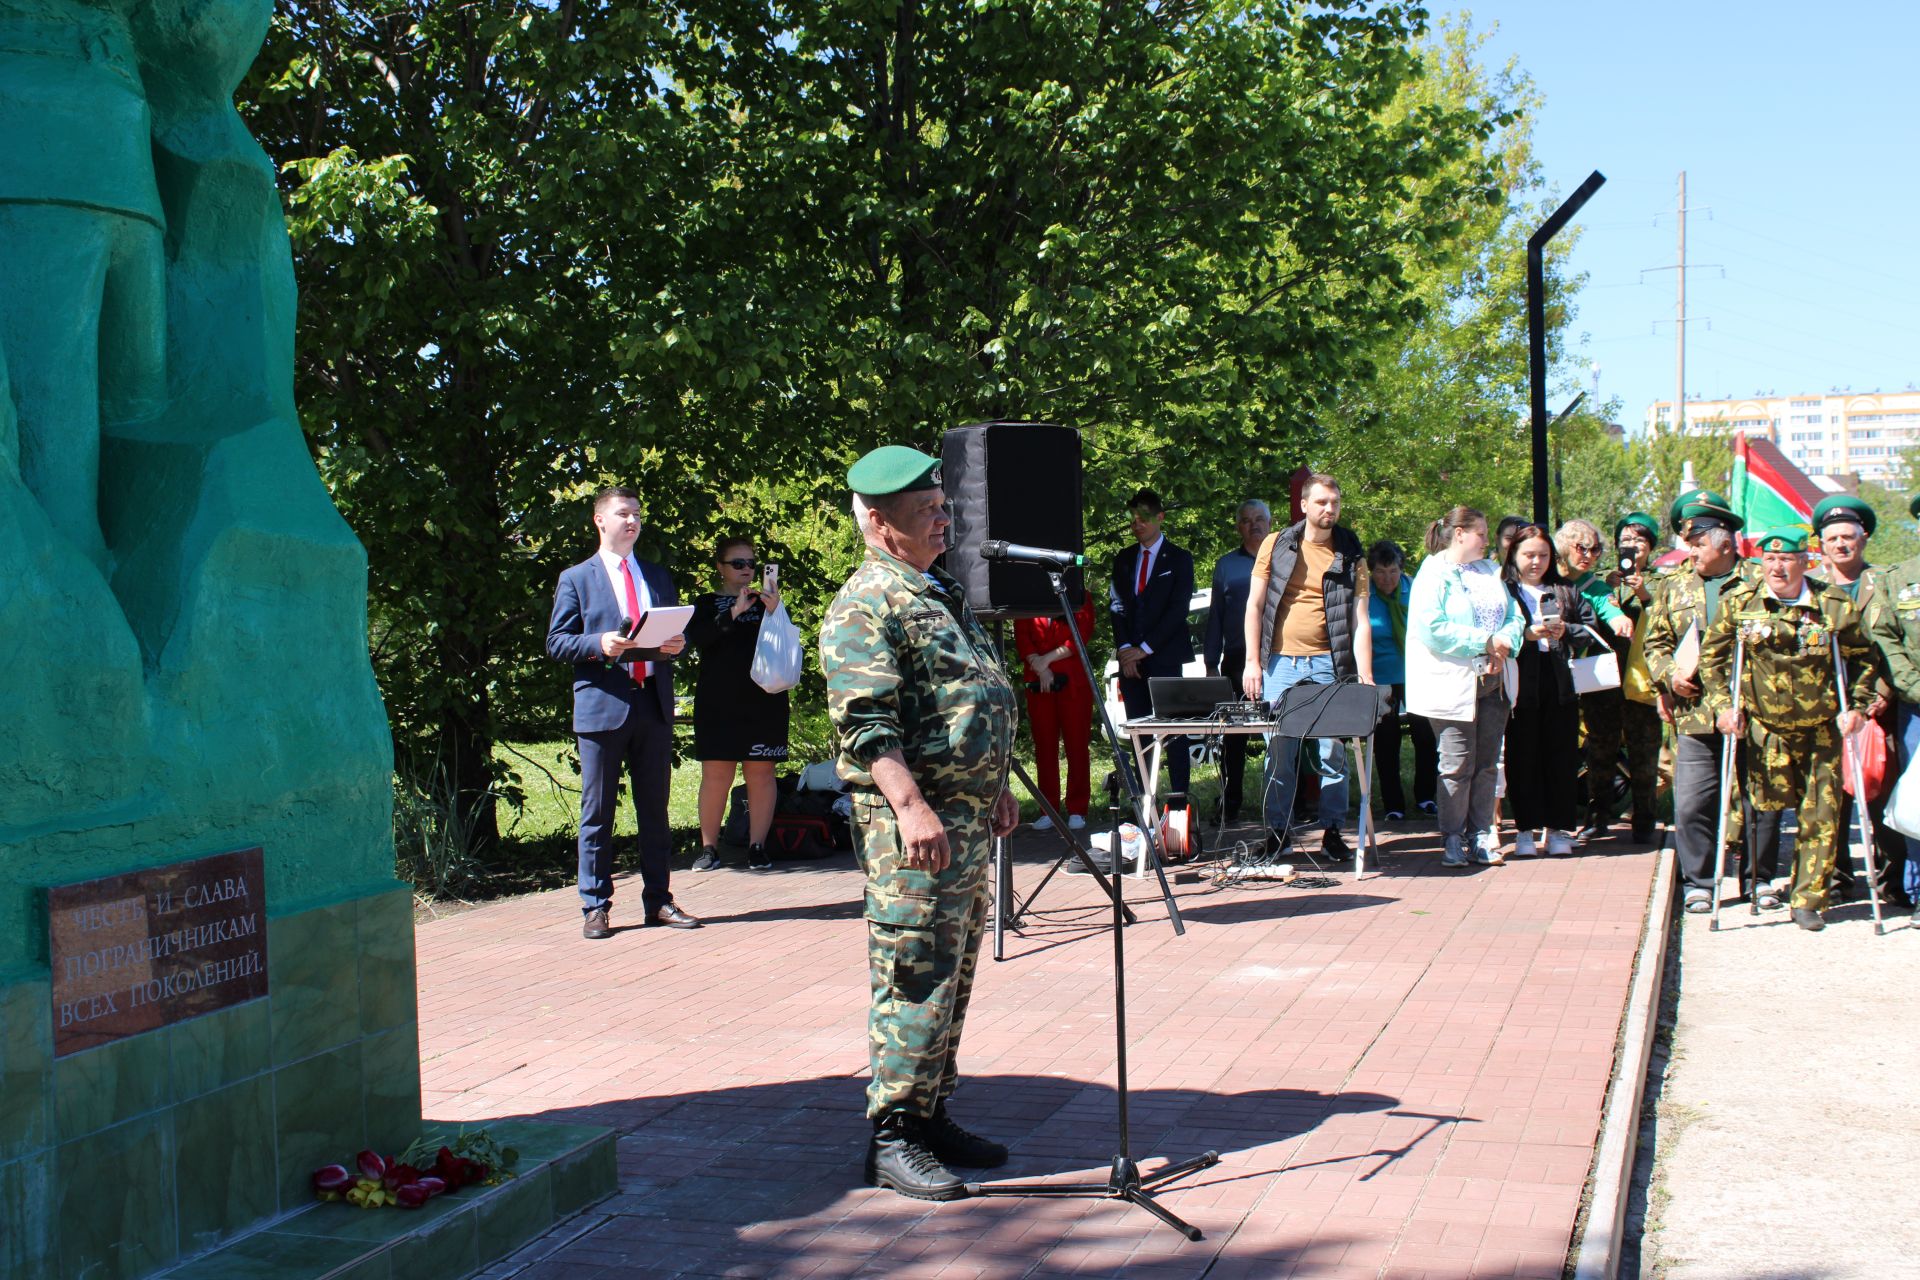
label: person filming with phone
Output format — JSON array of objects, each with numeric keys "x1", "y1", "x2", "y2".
[
  {"x1": 687, "y1": 536, "x2": 793, "y2": 872},
  {"x1": 545, "y1": 485, "x2": 699, "y2": 939},
  {"x1": 1502, "y1": 524, "x2": 1597, "y2": 858}
]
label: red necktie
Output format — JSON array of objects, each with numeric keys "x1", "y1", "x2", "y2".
[
  {"x1": 618, "y1": 559, "x2": 648, "y2": 687},
  {"x1": 1136, "y1": 546, "x2": 1150, "y2": 596}
]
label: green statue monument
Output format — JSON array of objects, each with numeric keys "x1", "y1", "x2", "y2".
[{"x1": 1, "y1": 3, "x2": 412, "y2": 1274}]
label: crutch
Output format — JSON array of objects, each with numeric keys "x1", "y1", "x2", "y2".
[
  {"x1": 1829, "y1": 636, "x2": 1887, "y2": 936},
  {"x1": 1709, "y1": 629, "x2": 1745, "y2": 932}
]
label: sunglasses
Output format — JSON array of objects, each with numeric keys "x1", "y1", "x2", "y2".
[
  {"x1": 721, "y1": 557, "x2": 758, "y2": 570},
  {"x1": 1571, "y1": 542, "x2": 1600, "y2": 555}
]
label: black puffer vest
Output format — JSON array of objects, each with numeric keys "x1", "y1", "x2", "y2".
[{"x1": 1255, "y1": 522, "x2": 1365, "y2": 680}]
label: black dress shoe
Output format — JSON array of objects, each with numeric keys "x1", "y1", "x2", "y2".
[
  {"x1": 1792, "y1": 907, "x2": 1825, "y2": 932},
  {"x1": 923, "y1": 1103, "x2": 1008, "y2": 1169},
  {"x1": 645, "y1": 903, "x2": 702, "y2": 929},
  {"x1": 1632, "y1": 818, "x2": 1656, "y2": 845},
  {"x1": 865, "y1": 1114, "x2": 967, "y2": 1200},
  {"x1": 582, "y1": 908, "x2": 612, "y2": 940}
]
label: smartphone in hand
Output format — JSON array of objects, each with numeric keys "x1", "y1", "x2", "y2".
[{"x1": 763, "y1": 562, "x2": 779, "y2": 593}]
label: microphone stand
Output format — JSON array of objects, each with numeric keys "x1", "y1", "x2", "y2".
[{"x1": 969, "y1": 567, "x2": 1218, "y2": 1240}]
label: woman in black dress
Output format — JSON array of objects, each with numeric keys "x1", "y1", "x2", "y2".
[{"x1": 687, "y1": 536, "x2": 791, "y2": 870}]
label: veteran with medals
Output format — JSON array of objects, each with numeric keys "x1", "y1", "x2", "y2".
[
  {"x1": 1699, "y1": 528, "x2": 1881, "y2": 931},
  {"x1": 820, "y1": 445, "x2": 1020, "y2": 1200}
]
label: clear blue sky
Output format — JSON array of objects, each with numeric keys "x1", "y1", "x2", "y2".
[{"x1": 1453, "y1": 1, "x2": 1919, "y2": 431}]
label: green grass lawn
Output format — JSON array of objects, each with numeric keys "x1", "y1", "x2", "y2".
[{"x1": 465, "y1": 730, "x2": 1391, "y2": 900}]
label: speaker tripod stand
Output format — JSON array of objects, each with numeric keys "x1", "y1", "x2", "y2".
[{"x1": 971, "y1": 568, "x2": 1217, "y2": 1239}]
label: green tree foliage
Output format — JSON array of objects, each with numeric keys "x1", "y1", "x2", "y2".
[
  {"x1": 239, "y1": 1, "x2": 1517, "y2": 848},
  {"x1": 1310, "y1": 17, "x2": 1567, "y2": 562}
]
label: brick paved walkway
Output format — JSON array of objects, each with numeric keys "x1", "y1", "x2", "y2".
[{"x1": 417, "y1": 826, "x2": 1658, "y2": 1279}]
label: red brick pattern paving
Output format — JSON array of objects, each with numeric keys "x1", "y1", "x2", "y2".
[{"x1": 418, "y1": 828, "x2": 1656, "y2": 1279}]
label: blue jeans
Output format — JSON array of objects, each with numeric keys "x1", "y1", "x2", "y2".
[{"x1": 1261, "y1": 653, "x2": 1348, "y2": 833}]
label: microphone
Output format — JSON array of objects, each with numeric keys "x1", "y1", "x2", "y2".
[{"x1": 979, "y1": 539, "x2": 1086, "y2": 569}]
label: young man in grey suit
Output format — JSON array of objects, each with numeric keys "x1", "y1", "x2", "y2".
[{"x1": 546, "y1": 486, "x2": 701, "y2": 939}]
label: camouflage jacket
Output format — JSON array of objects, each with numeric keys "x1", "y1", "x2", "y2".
[
  {"x1": 1699, "y1": 575, "x2": 1879, "y2": 728},
  {"x1": 1866, "y1": 557, "x2": 1920, "y2": 704},
  {"x1": 1642, "y1": 563, "x2": 1751, "y2": 736},
  {"x1": 820, "y1": 547, "x2": 1017, "y2": 806}
]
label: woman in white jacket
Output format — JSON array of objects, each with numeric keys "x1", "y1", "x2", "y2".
[{"x1": 1407, "y1": 507, "x2": 1526, "y2": 867}]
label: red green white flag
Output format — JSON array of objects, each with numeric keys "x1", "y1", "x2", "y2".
[{"x1": 1729, "y1": 432, "x2": 1815, "y2": 555}]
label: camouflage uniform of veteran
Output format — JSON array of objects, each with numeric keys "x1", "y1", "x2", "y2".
[
  {"x1": 1582, "y1": 510, "x2": 1667, "y2": 841},
  {"x1": 1642, "y1": 493, "x2": 1777, "y2": 912},
  {"x1": 820, "y1": 444, "x2": 1020, "y2": 1201},
  {"x1": 1811, "y1": 493, "x2": 1908, "y2": 906},
  {"x1": 1700, "y1": 527, "x2": 1880, "y2": 931}
]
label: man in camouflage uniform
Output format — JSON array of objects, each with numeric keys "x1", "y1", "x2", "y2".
[
  {"x1": 1701, "y1": 527, "x2": 1878, "y2": 930},
  {"x1": 820, "y1": 445, "x2": 1020, "y2": 1200},
  {"x1": 1584, "y1": 511, "x2": 1667, "y2": 841},
  {"x1": 1813, "y1": 494, "x2": 1908, "y2": 906},
  {"x1": 1643, "y1": 494, "x2": 1781, "y2": 912},
  {"x1": 1864, "y1": 492, "x2": 1920, "y2": 919}
]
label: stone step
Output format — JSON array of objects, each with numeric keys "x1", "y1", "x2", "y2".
[{"x1": 155, "y1": 1119, "x2": 613, "y2": 1280}]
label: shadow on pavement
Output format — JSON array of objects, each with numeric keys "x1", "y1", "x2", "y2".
[{"x1": 477, "y1": 1072, "x2": 1403, "y2": 1278}]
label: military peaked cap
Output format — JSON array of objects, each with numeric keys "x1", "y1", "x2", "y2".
[
  {"x1": 1754, "y1": 527, "x2": 1808, "y2": 553},
  {"x1": 1677, "y1": 491, "x2": 1743, "y2": 536},
  {"x1": 1812, "y1": 494, "x2": 1875, "y2": 537}
]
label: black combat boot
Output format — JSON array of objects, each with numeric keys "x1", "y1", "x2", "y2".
[
  {"x1": 864, "y1": 1113, "x2": 967, "y2": 1200},
  {"x1": 1792, "y1": 907, "x2": 1825, "y2": 932},
  {"x1": 924, "y1": 1102, "x2": 1008, "y2": 1169}
]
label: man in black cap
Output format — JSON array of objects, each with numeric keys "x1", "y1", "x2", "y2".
[
  {"x1": 1644, "y1": 493, "x2": 1779, "y2": 913},
  {"x1": 1813, "y1": 494, "x2": 1906, "y2": 905}
]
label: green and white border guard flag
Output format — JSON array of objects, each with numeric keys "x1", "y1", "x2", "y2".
[{"x1": 1729, "y1": 432, "x2": 1813, "y2": 556}]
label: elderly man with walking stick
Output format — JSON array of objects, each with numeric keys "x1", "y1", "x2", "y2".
[{"x1": 1699, "y1": 528, "x2": 1882, "y2": 932}]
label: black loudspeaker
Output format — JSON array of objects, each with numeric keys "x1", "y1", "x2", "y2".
[{"x1": 940, "y1": 421, "x2": 1086, "y2": 620}]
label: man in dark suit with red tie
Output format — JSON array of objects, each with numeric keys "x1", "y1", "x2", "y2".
[
  {"x1": 546, "y1": 486, "x2": 701, "y2": 939},
  {"x1": 1110, "y1": 488, "x2": 1196, "y2": 796}
]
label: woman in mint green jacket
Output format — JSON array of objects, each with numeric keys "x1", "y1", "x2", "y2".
[{"x1": 1407, "y1": 507, "x2": 1526, "y2": 867}]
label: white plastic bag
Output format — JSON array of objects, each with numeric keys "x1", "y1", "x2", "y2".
[
  {"x1": 1570, "y1": 625, "x2": 1622, "y2": 694},
  {"x1": 1886, "y1": 747, "x2": 1920, "y2": 840},
  {"x1": 749, "y1": 603, "x2": 803, "y2": 694}
]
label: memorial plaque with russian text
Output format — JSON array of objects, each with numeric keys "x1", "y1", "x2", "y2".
[{"x1": 48, "y1": 847, "x2": 268, "y2": 1057}]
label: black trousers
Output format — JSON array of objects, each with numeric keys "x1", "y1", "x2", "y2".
[
  {"x1": 1372, "y1": 683, "x2": 1437, "y2": 815},
  {"x1": 1220, "y1": 650, "x2": 1248, "y2": 813},
  {"x1": 1672, "y1": 731, "x2": 1783, "y2": 890},
  {"x1": 1505, "y1": 693, "x2": 1581, "y2": 832},
  {"x1": 577, "y1": 693, "x2": 675, "y2": 916}
]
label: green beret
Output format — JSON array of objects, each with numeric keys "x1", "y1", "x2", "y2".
[
  {"x1": 1754, "y1": 527, "x2": 1808, "y2": 554},
  {"x1": 1614, "y1": 511, "x2": 1660, "y2": 542},
  {"x1": 1678, "y1": 492, "x2": 1742, "y2": 536},
  {"x1": 1812, "y1": 494, "x2": 1875, "y2": 537},
  {"x1": 1668, "y1": 487, "x2": 1710, "y2": 533},
  {"x1": 848, "y1": 445, "x2": 943, "y2": 497}
]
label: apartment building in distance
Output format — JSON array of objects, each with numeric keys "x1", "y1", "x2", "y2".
[{"x1": 1643, "y1": 388, "x2": 1920, "y2": 484}]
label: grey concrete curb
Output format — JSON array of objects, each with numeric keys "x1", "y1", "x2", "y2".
[{"x1": 1572, "y1": 845, "x2": 1676, "y2": 1280}]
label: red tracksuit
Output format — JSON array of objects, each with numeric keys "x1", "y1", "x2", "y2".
[{"x1": 1015, "y1": 602, "x2": 1096, "y2": 818}]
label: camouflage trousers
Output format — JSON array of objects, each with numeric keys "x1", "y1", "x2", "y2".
[
  {"x1": 852, "y1": 790, "x2": 992, "y2": 1120},
  {"x1": 1581, "y1": 688, "x2": 1663, "y2": 823},
  {"x1": 1739, "y1": 720, "x2": 1842, "y2": 912}
]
